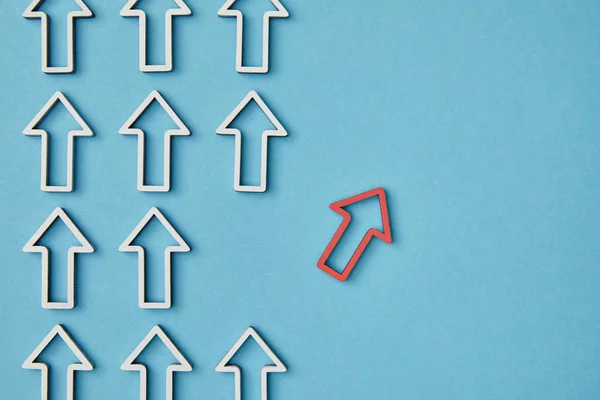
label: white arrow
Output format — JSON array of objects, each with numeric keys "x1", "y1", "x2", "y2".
[
  {"x1": 23, "y1": 91, "x2": 93, "y2": 193},
  {"x1": 216, "y1": 327, "x2": 286, "y2": 400},
  {"x1": 119, "y1": 207, "x2": 190, "y2": 309},
  {"x1": 23, "y1": 0, "x2": 93, "y2": 74},
  {"x1": 217, "y1": 91, "x2": 287, "y2": 193},
  {"x1": 23, "y1": 325, "x2": 93, "y2": 400},
  {"x1": 120, "y1": 90, "x2": 190, "y2": 192},
  {"x1": 120, "y1": 0, "x2": 191, "y2": 72},
  {"x1": 122, "y1": 325, "x2": 192, "y2": 400},
  {"x1": 218, "y1": 0, "x2": 289, "y2": 73},
  {"x1": 23, "y1": 208, "x2": 94, "y2": 309}
]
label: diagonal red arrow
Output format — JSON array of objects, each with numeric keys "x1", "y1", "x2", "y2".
[{"x1": 317, "y1": 187, "x2": 392, "y2": 282}]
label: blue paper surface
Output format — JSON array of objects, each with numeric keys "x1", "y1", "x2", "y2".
[{"x1": 1, "y1": 0, "x2": 600, "y2": 399}]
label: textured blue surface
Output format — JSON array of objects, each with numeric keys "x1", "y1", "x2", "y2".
[{"x1": 1, "y1": 0, "x2": 600, "y2": 399}]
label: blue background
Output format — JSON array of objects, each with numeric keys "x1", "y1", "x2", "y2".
[{"x1": 1, "y1": 0, "x2": 600, "y2": 399}]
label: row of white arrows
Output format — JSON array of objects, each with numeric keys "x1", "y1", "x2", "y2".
[
  {"x1": 23, "y1": 0, "x2": 288, "y2": 74},
  {"x1": 24, "y1": 207, "x2": 190, "y2": 309},
  {"x1": 24, "y1": 90, "x2": 287, "y2": 193},
  {"x1": 24, "y1": 325, "x2": 286, "y2": 400}
]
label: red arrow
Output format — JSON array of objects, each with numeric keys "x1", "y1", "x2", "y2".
[{"x1": 317, "y1": 187, "x2": 392, "y2": 282}]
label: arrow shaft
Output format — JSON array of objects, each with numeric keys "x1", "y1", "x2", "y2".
[
  {"x1": 235, "y1": 15, "x2": 270, "y2": 72},
  {"x1": 40, "y1": 133, "x2": 75, "y2": 191},
  {"x1": 318, "y1": 220, "x2": 375, "y2": 282},
  {"x1": 41, "y1": 248, "x2": 76, "y2": 309},
  {"x1": 138, "y1": 14, "x2": 173, "y2": 71},
  {"x1": 137, "y1": 250, "x2": 172, "y2": 309},
  {"x1": 40, "y1": 15, "x2": 76, "y2": 72},
  {"x1": 134, "y1": 368, "x2": 178, "y2": 400},
  {"x1": 136, "y1": 133, "x2": 171, "y2": 192},
  {"x1": 232, "y1": 369, "x2": 271, "y2": 400},
  {"x1": 38, "y1": 365, "x2": 77, "y2": 400},
  {"x1": 233, "y1": 133, "x2": 269, "y2": 192}
]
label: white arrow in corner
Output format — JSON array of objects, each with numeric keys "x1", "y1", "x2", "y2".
[
  {"x1": 119, "y1": 207, "x2": 190, "y2": 309},
  {"x1": 120, "y1": 90, "x2": 190, "y2": 192},
  {"x1": 120, "y1": 0, "x2": 191, "y2": 72},
  {"x1": 23, "y1": 324, "x2": 93, "y2": 400},
  {"x1": 122, "y1": 325, "x2": 192, "y2": 400},
  {"x1": 23, "y1": 0, "x2": 93, "y2": 74},
  {"x1": 218, "y1": 0, "x2": 288, "y2": 73},
  {"x1": 216, "y1": 327, "x2": 286, "y2": 400},
  {"x1": 24, "y1": 92, "x2": 93, "y2": 193},
  {"x1": 23, "y1": 207, "x2": 94, "y2": 309},
  {"x1": 217, "y1": 90, "x2": 287, "y2": 193}
]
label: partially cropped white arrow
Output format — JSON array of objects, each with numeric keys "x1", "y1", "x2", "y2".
[
  {"x1": 23, "y1": 208, "x2": 94, "y2": 309},
  {"x1": 216, "y1": 327, "x2": 286, "y2": 400},
  {"x1": 122, "y1": 325, "x2": 192, "y2": 400},
  {"x1": 120, "y1": 90, "x2": 190, "y2": 192},
  {"x1": 119, "y1": 207, "x2": 190, "y2": 309},
  {"x1": 23, "y1": 325, "x2": 93, "y2": 400},
  {"x1": 217, "y1": 90, "x2": 287, "y2": 193},
  {"x1": 218, "y1": 0, "x2": 288, "y2": 73},
  {"x1": 24, "y1": 92, "x2": 93, "y2": 193},
  {"x1": 120, "y1": 0, "x2": 191, "y2": 72},
  {"x1": 23, "y1": 0, "x2": 93, "y2": 74}
]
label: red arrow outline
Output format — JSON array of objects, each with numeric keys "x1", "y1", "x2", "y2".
[{"x1": 317, "y1": 187, "x2": 392, "y2": 282}]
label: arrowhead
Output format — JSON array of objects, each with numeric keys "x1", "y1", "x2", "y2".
[
  {"x1": 24, "y1": 0, "x2": 93, "y2": 17},
  {"x1": 119, "y1": 90, "x2": 190, "y2": 137},
  {"x1": 330, "y1": 187, "x2": 392, "y2": 244},
  {"x1": 121, "y1": 326, "x2": 191, "y2": 371},
  {"x1": 217, "y1": 90, "x2": 287, "y2": 138},
  {"x1": 120, "y1": 0, "x2": 191, "y2": 16},
  {"x1": 218, "y1": 0, "x2": 288, "y2": 17},
  {"x1": 119, "y1": 207, "x2": 190, "y2": 252},
  {"x1": 23, "y1": 325, "x2": 93, "y2": 370},
  {"x1": 23, "y1": 92, "x2": 93, "y2": 138},
  {"x1": 216, "y1": 327, "x2": 286, "y2": 373},
  {"x1": 23, "y1": 208, "x2": 94, "y2": 253}
]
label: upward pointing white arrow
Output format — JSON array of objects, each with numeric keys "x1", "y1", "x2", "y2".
[
  {"x1": 23, "y1": 208, "x2": 94, "y2": 309},
  {"x1": 122, "y1": 326, "x2": 192, "y2": 400},
  {"x1": 23, "y1": 92, "x2": 93, "y2": 193},
  {"x1": 119, "y1": 90, "x2": 190, "y2": 192},
  {"x1": 218, "y1": 0, "x2": 289, "y2": 73},
  {"x1": 120, "y1": 0, "x2": 192, "y2": 72},
  {"x1": 23, "y1": 0, "x2": 93, "y2": 74},
  {"x1": 23, "y1": 324, "x2": 93, "y2": 400},
  {"x1": 217, "y1": 90, "x2": 287, "y2": 193},
  {"x1": 216, "y1": 327, "x2": 286, "y2": 400},
  {"x1": 119, "y1": 207, "x2": 190, "y2": 309}
]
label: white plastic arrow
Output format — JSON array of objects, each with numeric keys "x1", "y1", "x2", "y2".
[
  {"x1": 122, "y1": 325, "x2": 192, "y2": 400},
  {"x1": 23, "y1": 91, "x2": 93, "y2": 193},
  {"x1": 217, "y1": 90, "x2": 287, "y2": 193},
  {"x1": 23, "y1": 0, "x2": 93, "y2": 74},
  {"x1": 216, "y1": 327, "x2": 286, "y2": 400},
  {"x1": 218, "y1": 0, "x2": 289, "y2": 73},
  {"x1": 119, "y1": 207, "x2": 190, "y2": 309},
  {"x1": 120, "y1": 0, "x2": 191, "y2": 72},
  {"x1": 23, "y1": 325, "x2": 93, "y2": 400},
  {"x1": 119, "y1": 90, "x2": 190, "y2": 192},
  {"x1": 23, "y1": 208, "x2": 94, "y2": 309}
]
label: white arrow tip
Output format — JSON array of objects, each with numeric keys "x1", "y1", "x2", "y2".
[
  {"x1": 23, "y1": 325, "x2": 93, "y2": 370},
  {"x1": 217, "y1": 91, "x2": 287, "y2": 137},
  {"x1": 23, "y1": 208, "x2": 94, "y2": 253},
  {"x1": 216, "y1": 326, "x2": 286, "y2": 372},
  {"x1": 24, "y1": 0, "x2": 93, "y2": 17},
  {"x1": 121, "y1": 325, "x2": 192, "y2": 371},
  {"x1": 24, "y1": 91, "x2": 92, "y2": 137},
  {"x1": 119, "y1": 91, "x2": 190, "y2": 136},
  {"x1": 218, "y1": 0, "x2": 288, "y2": 17},
  {"x1": 121, "y1": 0, "x2": 191, "y2": 16},
  {"x1": 119, "y1": 207, "x2": 190, "y2": 252}
]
